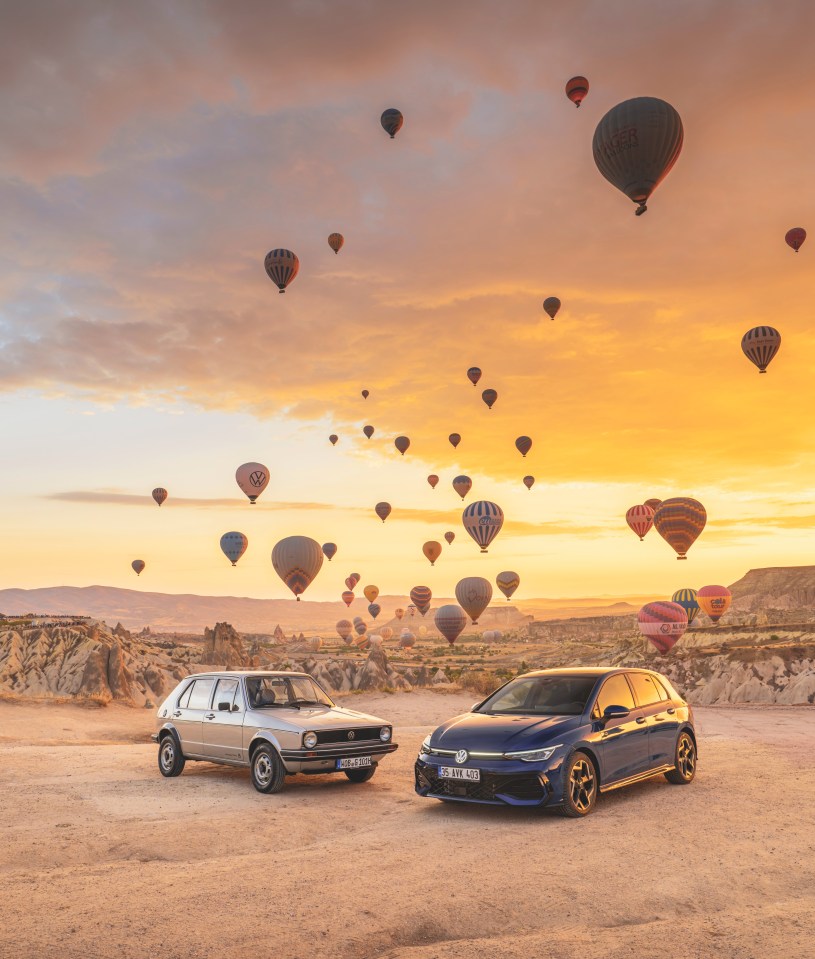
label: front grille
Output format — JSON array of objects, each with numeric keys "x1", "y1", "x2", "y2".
[
  {"x1": 315, "y1": 727, "x2": 382, "y2": 745},
  {"x1": 416, "y1": 764, "x2": 546, "y2": 804}
]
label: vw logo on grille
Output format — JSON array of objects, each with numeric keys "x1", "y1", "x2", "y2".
[
  {"x1": 455, "y1": 749, "x2": 468, "y2": 764},
  {"x1": 347, "y1": 731, "x2": 355, "y2": 740}
]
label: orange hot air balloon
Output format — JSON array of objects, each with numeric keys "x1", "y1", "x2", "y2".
[
  {"x1": 328, "y1": 233, "x2": 344, "y2": 254},
  {"x1": 542, "y1": 297, "x2": 561, "y2": 320},
  {"x1": 394, "y1": 436, "x2": 410, "y2": 456},
  {"x1": 482, "y1": 388, "x2": 497, "y2": 410},
  {"x1": 394, "y1": 608, "x2": 405, "y2": 620},
  {"x1": 427, "y1": 474, "x2": 439, "y2": 489},
  {"x1": 565, "y1": 76, "x2": 589, "y2": 108},
  {"x1": 271, "y1": 535, "x2": 323, "y2": 601},
  {"x1": 345, "y1": 575, "x2": 357, "y2": 590},
  {"x1": 341, "y1": 590, "x2": 355, "y2": 607},
  {"x1": 361, "y1": 389, "x2": 369, "y2": 399},
  {"x1": 321, "y1": 543, "x2": 337, "y2": 562},
  {"x1": 264, "y1": 248, "x2": 299, "y2": 292},
  {"x1": 515, "y1": 436, "x2": 532, "y2": 457},
  {"x1": 364, "y1": 585, "x2": 379, "y2": 603},
  {"x1": 444, "y1": 531, "x2": 455, "y2": 545},
  {"x1": 653, "y1": 498, "x2": 707, "y2": 560},
  {"x1": 626, "y1": 504, "x2": 655, "y2": 541},
  {"x1": 329, "y1": 434, "x2": 338, "y2": 446},
  {"x1": 785, "y1": 227, "x2": 806, "y2": 252},
  {"x1": 363, "y1": 425, "x2": 374, "y2": 439},
  {"x1": 523, "y1": 475, "x2": 535, "y2": 490},
  {"x1": 448, "y1": 433, "x2": 461, "y2": 449},
  {"x1": 423, "y1": 541, "x2": 442, "y2": 566},
  {"x1": 467, "y1": 367, "x2": 482, "y2": 386},
  {"x1": 644, "y1": 498, "x2": 662, "y2": 512},
  {"x1": 452, "y1": 475, "x2": 472, "y2": 500},
  {"x1": 697, "y1": 585, "x2": 732, "y2": 625},
  {"x1": 593, "y1": 97, "x2": 684, "y2": 215},
  {"x1": 375, "y1": 502, "x2": 392, "y2": 523},
  {"x1": 741, "y1": 327, "x2": 781, "y2": 374},
  {"x1": 151, "y1": 488, "x2": 168, "y2": 507},
  {"x1": 131, "y1": 559, "x2": 145, "y2": 576}
]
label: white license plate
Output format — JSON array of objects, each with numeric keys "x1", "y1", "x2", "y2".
[
  {"x1": 336, "y1": 756, "x2": 372, "y2": 769},
  {"x1": 439, "y1": 766, "x2": 481, "y2": 781}
]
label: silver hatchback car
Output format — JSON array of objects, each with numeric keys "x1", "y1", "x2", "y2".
[{"x1": 152, "y1": 670, "x2": 398, "y2": 793}]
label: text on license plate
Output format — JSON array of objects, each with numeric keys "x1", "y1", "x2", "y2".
[
  {"x1": 439, "y1": 766, "x2": 481, "y2": 781},
  {"x1": 336, "y1": 756, "x2": 372, "y2": 769}
]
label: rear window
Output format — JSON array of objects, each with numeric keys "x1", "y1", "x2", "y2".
[
  {"x1": 652, "y1": 676, "x2": 671, "y2": 701},
  {"x1": 628, "y1": 673, "x2": 662, "y2": 707},
  {"x1": 187, "y1": 678, "x2": 215, "y2": 710},
  {"x1": 595, "y1": 674, "x2": 636, "y2": 714}
]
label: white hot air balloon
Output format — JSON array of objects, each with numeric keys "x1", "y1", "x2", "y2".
[
  {"x1": 236, "y1": 462, "x2": 270, "y2": 504},
  {"x1": 455, "y1": 577, "x2": 493, "y2": 625},
  {"x1": 271, "y1": 536, "x2": 323, "y2": 600},
  {"x1": 220, "y1": 532, "x2": 248, "y2": 567}
]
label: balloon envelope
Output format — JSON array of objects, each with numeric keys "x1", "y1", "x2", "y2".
[
  {"x1": 152, "y1": 487, "x2": 167, "y2": 507},
  {"x1": 626, "y1": 504, "x2": 655, "y2": 541},
  {"x1": 328, "y1": 233, "x2": 344, "y2": 254},
  {"x1": 375, "y1": 502, "x2": 392, "y2": 522},
  {"x1": 496, "y1": 571, "x2": 520, "y2": 601},
  {"x1": 236, "y1": 462, "x2": 270, "y2": 504},
  {"x1": 481, "y1": 388, "x2": 497, "y2": 409},
  {"x1": 515, "y1": 436, "x2": 532, "y2": 457},
  {"x1": 394, "y1": 608, "x2": 405, "y2": 620},
  {"x1": 565, "y1": 75, "x2": 589, "y2": 108},
  {"x1": 523, "y1": 475, "x2": 535, "y2": 490},
  {"x1": 361, "y1": 390, "x2": 369, "y2": 399},
  {"x1": 741, "y1": 326, "x2": 781, "y2": 373},
  {"x1": 131, "y1": 560, "x2": 145, "y2": 576},
  {"x1": 381, "y1": 108, "x2": 403, "y2": 138},
  {"x1": 423, "y1": 541, "x2": 442, "y2": 566},
  {"x1": 322, "y1": 543, "x2": 337, "y2": 562},
  {"x1": 434, "y1": 605, "x2": 467, "y2": 645},
  {"x1": 271, "y1": 536, "x2": 323, "y2": 600},
  {"x1": 671, "y1": 588, "x2": 700, "y2": 625},
  {"x1": 354, "y1": 620, "x2": 367, "y2": 636},
  {"x1": 363, "y1": 585, "x2": 379, "y2": 603},
  {"x1": 697, "y1": 585, "x2": 732, "y2": 624},
  {"x1": 380, "y1": 627, "x2": 393, "y2": 641},
  {"x1": 329, "y1": 434, "x2": 338, "y2": 446},
  {"x1": 637, "y1": 601, "x2": 688, "y2": 654},
  {"x1": 467, "y1": 367, "x2": 482, "y2": 386},
  {"x1": 653, "y1": 498, "x2": 707, "y2": 560},
  {"x1": 542, "y1": 297, "x2": 561, "y2": 320},
  {"x1": 444, "y1": 531, "x2": 455, "y2": 545},
  {"x1": 644, "y1": 498, "x2": 662, "y2": 512},
  {"x1": 448, "y1": 433, "x2": 461, "y2": 448},
  {"x1": 452, "y1": 475, "x2": 472, "y2": 500},
  {"x1": 394, "y1": 436, "x2": 410, "y2": 456},
  {"x1": 336, "y1": 620, "x2": 353, "y2": 643},
  {"x1": 455, "y1": 577, "x2": 493, "y2": 624},
  {"x1": 363, "y1": 425, "x2": 374, "y2": 439},
  {"x1": 220, "y1": 531, "x2": 248, "y2": 566},
  {"x1": 410, "y1": 586, "x2": 432, "y2": 612},
  {"x1": 264, "y1": 248, "x2": 299, "y2": 292},
  {"x1": 462, "y1": 500, "x2": 504, "y2": 553},
  {"x1": 368, "y1": 603, "x2": 381, "y2": 620},
  {"x1": 427, "y1": 474, "x2": 439, "y2": 489},
  {"x1": 341, "y1": 590, "x2": 354, "y2": 607},
  {"x1": 785, "y1": 227, "x2": 806, "y2": 252}
]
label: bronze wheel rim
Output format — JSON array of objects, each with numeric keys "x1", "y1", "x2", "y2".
[
  {"x1": 569, "y1": 758, "x2": 596, "y2": 813},
  {"x1": 678, "y1": 735, "x2": 696, "y2": 779}
]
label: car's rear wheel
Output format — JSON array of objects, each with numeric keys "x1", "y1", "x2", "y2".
[
  {"x1": 344, "y1": 764, "x2": 376, "y2": 784},
  {"x1": 558, "y1": 751, "x2": 598, "y2": 818},
  {"x1": 665, "y1": 732, "x2": 696, "y2": 784},
  {"x1": 250, "y1": 744, "x2": 286, "y2": 794},
  {"x1": 158, "y1": 735, "x2": 185, "y2": 778}
]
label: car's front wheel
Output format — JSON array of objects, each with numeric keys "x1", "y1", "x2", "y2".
[
  {"x1": 665, "y1": 732, "x2": 696, "y2": 785},
  {"x1": 158, "y1": 735, "x2": 185, "y2": 778},
  {"x1": 250, "y1": 744, "x2": 286, "y2": 794},
  {"x1": 344, "y1": 764, "x2": 376, "y2": 784},
  {"x1": 558, "y1": 750, "x2": 598, "y2": 818}
]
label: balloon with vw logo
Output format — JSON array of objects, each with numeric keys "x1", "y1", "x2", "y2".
[
  {"x1": 637, "y1": 601, "x2": 688, "y2": 654},
  {"x1": 462, "y1": 500, "x2": 504, "y2": 553},
  {"x1": 236, "y1": 462, "x2": 270, "y2": 504}
]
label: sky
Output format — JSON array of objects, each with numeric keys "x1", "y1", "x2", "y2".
[{"x1": 1, "y1": 0, "x2": 814, "y2": 604}]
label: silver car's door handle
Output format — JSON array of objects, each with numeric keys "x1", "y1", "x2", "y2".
[
  {"x1": 205, "y1": 713, "x2": 215, "y2": 720},
  {"x1": 173, "y1": 711, "x2": 182, "y2": 718}
]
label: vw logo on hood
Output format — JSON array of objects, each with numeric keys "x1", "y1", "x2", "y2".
[{"x1": 455, "y1": 749, "x2": 468, "y2": 764}]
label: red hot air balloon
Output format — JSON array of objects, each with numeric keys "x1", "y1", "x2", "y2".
[
  {"x1": 349, "y1": 573, "x2": 361, "y2": 586},
  {"x1": 329, "y1": 434, "x2": 338, "y2": 446},
  {"x1": 482, "y1": 389, "x2": 497, "y2": 410},
  {"x1": 644, "y1": 498, "x2": 662, "y2": 512},
  {"x1": 328, "y1": 233, "x2": 344, "y2": 254},
  {"x1": 542, "y1": 297, "x2": 561, "y2": 320},
  {"x1": 448, "y1": 433, "x2": 461, "y2": 449},
  {"x1": 375, "y1": 502, "x2": 392, "y2": 523},
  {"x1": 264, "y1": 249, "x2": 299, "y2": 292},
  {"x1": 467, "y1": 367, "x2": 482, "y2": 386},
  {"x1": 423, "y1": 541, "x2": 442, "y2": 566},
  {"x1": 697, "y1": 585, "x2": 732, "y2": 625},
  {"x1": 131, "y1": 559, "x2": 145, "y2": 577},
  {"x1": 345, "y1": 576, "x2": 356, "y2": 590},
  {"x1": 427, "y1": 474, "x2": 439, "y2": 489},
  {"x1": 653, "y1": 498, "x2": 707, "y2": 560},
  {"x1": 593, "y1": 97, "x2": 684, "y2": 215},
  {"x1": 462, "y1": 500, "x2": 504, "y2": 553},
  {"x1": 341, "y1": 590, "x2": 354, "y2": 607},
  {"x1": 361, "y1": 390, "x2": 369, "y2": 399},
  {"x1": 152, "y1": 488, "x2": 167, "y2": 507},
  {"x1": 523, "y1": 476, "x2": 535, "y2": 490},
  {"x1": 565, "y1": 76, "x2": 589, "y2": 108},
  {"x1": 394, "y1": 436, "x2": 410, "y2": 456},
  {"x1": 785, "y1": 227, "x2": 806, "y2": 252},
  {"x1": 637, "y1": 601, "x2": 688, "y2": 654},
  {"x1": 444, "y1": 531, "x2": 455, "y2": 545},
  {"x1": 381, "y1": 108, "x2": 403, "y2": 139},
  {"x1": 515, "y1": 436, "x2": 532, "y2": 457},
  {"x1": 741, "y1": 327, "x2": 781, "y2": 373},
  {"x1": 452, "y1": 475, "x2": 472, "y2": 500},
  {"x1": 434, "y1": 604, "x2": 467, "y2": 646},
  {"x1": 363, "y1": 425, "x2": 374, "y2": 439},
  {"x1": 322, "y1": 543, "x2": 337, "y2": 562},
  {"x1": 626, "y1": 504, "x2": 655, "y2": 541}
]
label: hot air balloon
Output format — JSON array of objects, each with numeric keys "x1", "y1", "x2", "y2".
[
  {"x1": 697, "y1": 585, "x2": 732, "y2": 625},
  {"x1": 380, "y1": 627, "x2": 393, "y2": 641},
  {"x1": 363, "y1": 425, "x2": 374, "y2": 439},
  {"x1": 542, "y1": 297, "x2": 561, "y2": 321},
  {"x1": 354, "y1": 619, "x2": 367, "y2": 637},
  {"x1": 482, "y1": 630, "x2": 497, "y2": 643},
  {"x1": 349, "y1": 573, "x2": 361, "y2": 585},
  {"x1": 448, "y1": 433, "x2": 461, "y2": 449},
  {"x1": 496, "y1": 571, "x2": 520, "y2": 601},
  {"x1": 644, "y1": 498, "x2": 662, "y2": 512},
  {"x1": 672, "y1": 588, "x2": 700, "y2": 626},
  {"x1": 131, "y1": 559, "x2": 145, "y2": 577},
  {"x1": 482, "y1": 389, "x2": 497, "y2": 410},
  {"x1": 394, "y1": 436, "x2": 410, "y2": 456},
  {"x1": 467, "y1": 367, "x2": 482, "y2": 386},
  {"x1": 455, "y1": 577, "x2": 493, "y2": 624},
  {"x1": 152, "y1": 488, "x2": 167, "y2": 507},
  {"x1": 329, "y1": 434, "x2": 338, "y2": 446},
  {"x1": 444, "y1": 531, "x2": 455, "y2": 545},
  {"x1": 435, "y1": 605, "x2": 467, "y2": 646},
  {"x1": 399, "y1": 632, "x2": 415, "y2": 649},
  {"x1": 423, "y1": 541, "x2": 442, "y2": 566},
  {"x1": 523, "y1": 476, "x2": 535, "y2": 491},
  {"x1": 368, "y1": 603, "x2": 381, "y2": 620},
  {"x1": 785, "y1": 227, "x2": 806, "y2": 252},
  {"x1": 236, "y1": 462, "x2": 270, "y2": 504},
  {"x1": 341, "y1": 591, "x2": 354, "y2": 607},
  {"x1": 264, "y1": 248, "x2": 299, "y2": 292},
  {"x1": 394, "y1": 608, "x2": 405, "y2": 620},
  {"x1": 363, "y1": 585, "x2": 379, "y2": 604},
  {"x1": 515, "y1": 436, "x2": 532, "y2": 457},
  {"x1": 345, "y1": 576, "x2": 356, "y2": 590},
  {"x1": 592, "y1": 97, "x2": 684, "y2": 215},
  {"x1": 626, "y1": 504, "x2": 655, "y2": 541},
  {"x1": 336, "y1": 620, "x2": 353, "y2": 643},
  {"x1": 362, "y1": 390, "x2": 369, "y2": 399},
  {"x1": 653, "y1": 498, "x2": 707, "y2": 560},
  {"x1": 322, "y1": 543, "x2": 337, "y2": 562},
  {"x1": 410, "y1": 586, "x2": 432, "y2": 615},
  {"x1": 220, "y1": 531, "x2": 248, "y2": 566},
  {"x1": 741, "y1": 327, "x2": 781, "y2": 374},
  {"x1": 407, "y1": 604, "x2": 416, "y2": 618},
  {"x1": 375, "y1": 502, "x2": 392, "y2": 523},
  {"x1": 427, "y1": 474, "x2": 439, "y2": 489},
  {"x1": 328, "y1": 233, "x2": 344, "y2": 254},
  {"x1": 368, "y1": 633, "x2": 382, "y2": 648},
  {"x1": 462, "y1": 500, "x2": 504, "y2": 553},
  {"x1": 271, "y1": 536, "x2": 323, "y2": 601},
  {"x1": 637, "y1": 601, "x2": 688, "y2": 654},
  {"x1": 565, "y1": 76, "x2": 589, "y2": 108},
  {"x1": 418, "y1": 625, "x2": 428, "y2": 638},
  {"x1": 381, "y1": 108, "x2": 403, "y2": 139},
  {"x1": 355, "y1": 633, "x2": 371, "y2": 651},
  {"x1": 452, "y1": 475, "x2": 472, "y2": 500}
]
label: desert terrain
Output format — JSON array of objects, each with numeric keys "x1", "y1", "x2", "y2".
[{"x1": 1, "y1": 691, "x2": 813, "y2": 959}]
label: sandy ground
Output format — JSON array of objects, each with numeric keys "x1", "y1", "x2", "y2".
[{"x1": 1, "y1": 691, "x2": 813, "y2": 959}]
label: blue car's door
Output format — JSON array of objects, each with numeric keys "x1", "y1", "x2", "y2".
[
  {"x1": 628, "y1": 672, "x2": 680, "y2": 767},
  {"x1": 592, "y1": 673, "x2": 649, "y2": 783}
]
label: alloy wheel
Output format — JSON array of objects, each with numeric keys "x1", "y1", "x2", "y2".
[
  {"x1": 254, "y1": 753, "x2": 273, "y2": 788},
  {"x1": 677, "y1": 735, "x2": 696, "y2": 779},
  {"x1": 160, "y1": 741, "x2": 176, "y2": 773},
  {"x1": 569, "y1": 758, "x2": 596, "y2": 813}
]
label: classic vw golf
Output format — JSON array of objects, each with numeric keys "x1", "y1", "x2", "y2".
[
  {"x1": 153, "y1": 670, "x2": 398, "y2": 793},
  {"x1": 415, "y1": 666, "x2": 696, "y2": 816}
]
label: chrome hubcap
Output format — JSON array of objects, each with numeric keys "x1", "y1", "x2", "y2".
[
  {"x1": 569, "y1": 758, "x2": 596, "y2": 812},
  {"x1": 160, "y1": 742, "x2": 175, "y2": 771},
  {"x1": 254, "y1": 754, "x2": 272, "y2": 786},
  {"x1": 678, "y1": 736, "x2": 696, "y2": 778}
]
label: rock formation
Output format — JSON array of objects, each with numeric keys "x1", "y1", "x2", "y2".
[{"x1": 200, "y1": 622, "x2": 250, "y2": 669}]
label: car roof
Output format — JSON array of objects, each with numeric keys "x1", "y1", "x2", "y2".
[
  {"x1": 519, "y1": 667, "x2": 661, "y2": 679},
  {"x1": 185, "y1": 670, "x2": 311, "y2": 679}
]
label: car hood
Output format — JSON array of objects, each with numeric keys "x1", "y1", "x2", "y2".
[
  {"x1": 430, "y1": 712, "x2": 582, "y2": 751},
  {"x1": 245, "y1": 704, "x2": 388, "y2": 730}
]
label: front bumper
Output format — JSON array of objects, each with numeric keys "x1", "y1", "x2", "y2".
[
  {"x1": 280, "y1": 741, "x2": 398, "y2": 774},
  {"x1": 414, "y1": 756, "x2": 554, "y2": 807}
]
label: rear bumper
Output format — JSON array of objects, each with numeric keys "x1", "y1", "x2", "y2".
[
  {"x1": 281, "y1": 742, "x2": 398, "y2": 774},
  {"x1": 150, "y1": 733, "x2": 159, "y2": 743},
  {"x1": 414, "y1": 757, "x2": 553, "y2": 807}
]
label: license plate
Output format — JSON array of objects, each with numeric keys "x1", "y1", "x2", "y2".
[
  {"x1": 439, "y1": 766, "x2": 481, "y2": 781},
  {"x1": 336, "y1": 756, "x2": 372, "y2": 769}
]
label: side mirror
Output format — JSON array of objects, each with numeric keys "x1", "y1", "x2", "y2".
[
  {"x1": 218, "y1": 701, "x2": 231, "y2": 712},
  {"x1": 602, "y1": 704, "x2": 630, "y2": 723},
  {"x1": 471, "y1": 702, "x2": 482, "y2": 712}
]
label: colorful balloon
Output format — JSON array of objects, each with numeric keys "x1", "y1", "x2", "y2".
[
  {"x1": 435, "y1": 604, "x2": 467, "y2": 646},
  {"x1": 363, "y1": 425, "x2": 374, "y2": 439},
  {"x1": 151, "y1": 488, "x2": 167, "y2": 507},
  {"x1": 448, "y1": 433, "x2": 461, "y2": 449},
  {"x1": 427, "y1": 474, "x2": 439, "y2": 489},
  {"x1": 626, "y1": 504, "x2": 655, "y2": 541},
  {"x1": 523, "y1": 475, "x2": 535, "y2": 490},
  {"x1": 785, "y1": 227, "x2": 806, "y2": 252},
  {"x1": 380, "y1": 627, "x2": 393, "y2": 641},
  {"x1": 565, "y1": 76, "x2": 589, "y2": 108},
  {"x1": 264, "y1": 248, "x2": 299, "y2": 292},
  {"x1": 354, "y1": 619, "x2": 367, "y2": 637},
  {"x1": 322, "y1": 542, "x2": 337, "y2": 562},
  {"x1": 455, "y1": 577, "x2": 493, "y2": 624},
  {"x1": 329, "y1": 434, "x2": 338, "y2": 446},
  {"x1": 653, "y1": 498, "x2": 707, "y2": 560},
  {"x1": 482, "y1": 388, "x2": 497, "y2": 410},
  {"x1": 381, "y1": 108, "x2": 404, "y2": 139},
  {"x1": 336, "y1": 619, "x2": 353, "y2": 643},
  {"x1": 671, "y1": 588, "x2": 700, "y2": 626},
  {"x1": 236, "y1": 462, "x2": 269, "y2": 504},
  {"x1": 394, "y1": 436, "x2": 410, "y2": 456},
  {"x1": 341, "y1": 590, "x2": 354, "y2": 607},
  {"x1": 271, "y1": 536, "x2": 323, "y2": 601},
  {"x1": 644, "y1": 498, "x2": 662, "y2": 512},
  {"x1": 394, "y1": 608, "x2": 405, "y2": 620},
  {"x1": 452, "y1": 475, "x2": 472, "y2": 500},
  {"x1": 542, "y1": 297, "x2": 561, "y2": 320},
  {"x1": 593, "y1": 97, "x2": 684, "y2": 215},
  {"x1": 423, "y1": 541, "x2": 442, "y2": 566},
  {"x1": 375, "y1": 502, "x2": 392, "y2": 523},
  {"x1": 399, "y1": 632, "x2": 416, "y2": 648},
  {"x1": 328, "y1": 233, "x2": 344, "y2": 254},
  {"x1": 496, "y1": 571, "x2": 520, "y2": 601},
  {"x1": 462, "y1": 500, "x2": 504, "y2": 553},
  {"x1": 363, "y1": 585, "x2": 379, "y2": 603},
  {"x1": 410, "y1": 586, "x2": 432, "y2": 615},
  {"x1": 368, "y1": 603, "x2": 381, "y2": 620},
  {"x1": 515, "y1": 436, "x2": 532, "y2": 457},
  {"x1": 354, "y1": 633, "x2": 370, "y2": 651},
  {"x1": 349, "y1": 573, "x2": 361, "y2": 584},
  {"x1": 444, "y1": 531, "x2": 455, "y2": 545},
  {"x1": 345, "y1": 576, "x2": 357, "y2": 590},
  {"x1": 741, "y1": 326, "x2": 781, "y2": 374},
  {"x1": 361, "y1": 390, "x2": 369, "y2": 399},
  {"x1": 697, "y1": 585, "x2": 732, "y2": 625},
  {"x1": 220, "y1": 531, "x2": 248, "y2": 567},
  {"x1": 131, "y1": 559, "x2": 145, "y2": 577},
  {"x1": 637, "y1": 601, "x2": 688, "y2": 654},
  {"x1": 467, "y1": 367, "x2": 482, "y2": 386},
  {"x1": 407, "y1": 604, "x2": 416, "y2": 618}
]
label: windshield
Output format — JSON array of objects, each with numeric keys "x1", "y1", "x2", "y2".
[
  {"x1": 246, "y1": 675, "x2": 333, "y2": 709},
  {"x1": 478, "y1": 675, "x2": 597, "y2": 716}
]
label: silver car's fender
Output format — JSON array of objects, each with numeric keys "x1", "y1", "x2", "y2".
[
  {"x1": 246, "y1": 729, "x2": 286, "y2": 758},
  {"x1": 153, "y1": 721, "x2": 182, "y2": 748}
]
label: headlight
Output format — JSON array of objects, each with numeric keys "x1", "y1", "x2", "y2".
[
  {"x1": 503, "y1": 744, "x2": 560, "y2": 762},
  {"x1": 380, "y1": 726, "x2": 392, "y2": 742},
  {"x1": 419, "y1": 735, "x2": 431, "y2": 754},
  {"x1": 303, "y1": 731, "x2": 318, "y2": 749}
]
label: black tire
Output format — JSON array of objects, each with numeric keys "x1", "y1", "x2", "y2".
[
  {"x1": 250, "y1": 744, "x2": 286, "y2": 794},
  {"x1": 344, "y1": 764, "x2": 376, "y2": 784},
  {"x1": 665, "y1": 731, "x2": 697, "y2": 785},
  {"x1": 158, "y1": 734, "x2": 185, "y2": 778},
  {"x1": 558, "y1": 750, "x2": 598, "y2": 818}
]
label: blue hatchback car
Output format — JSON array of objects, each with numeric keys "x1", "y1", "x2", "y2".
[{"x1": 414, "y1": 667, "x2": 697, "y2": 817}]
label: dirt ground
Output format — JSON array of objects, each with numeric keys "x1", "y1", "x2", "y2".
[{"x1": 1, "y1": 691, "x2": 813, "y2": 959}]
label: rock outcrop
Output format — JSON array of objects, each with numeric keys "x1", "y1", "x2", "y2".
[{"x1": 200, "y1": 622, "x2": 250, "y2": 669}]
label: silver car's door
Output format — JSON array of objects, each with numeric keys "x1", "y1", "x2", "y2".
[
  {"x1": 201, "y1": 678, "x2": 245, "y2": 762},
  {"x1": 173, "y1": 677, "x2": 215, "y2": 756}
]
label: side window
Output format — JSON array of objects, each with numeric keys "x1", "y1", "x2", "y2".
[
  {"x1": 188, "y1": 678, "x2": 215, "y2": 710},
  {"x1": 177, "y1": 682, "x2": 195, "y2": 709},
  {"x1": 628, "y1": 673, "x2": 662, "y2": 707},
  {"x1": 595, "y1": 674, "x2": 636, "y2": 715},
  {"x1": 214, "y1": 678, "x2": 239, "y2": 711},
  {"x1": 652, "y1": 676, "x2": 671, "y2": 701}
]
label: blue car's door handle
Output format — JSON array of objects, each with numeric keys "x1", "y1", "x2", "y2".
[
  {"x1": 653, "y1": 715, "x2": 666, "y2": 722},
  {"x1": 636, "y1": 716, "x2": 646, "y2": 724}
]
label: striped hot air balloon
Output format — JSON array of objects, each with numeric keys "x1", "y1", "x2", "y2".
[
  {"x1": 785, "y1": 227, "x2": 806, "y2": 252},
  {"x1": 452, "y1": 475, "x2": 472, "y2": 500},
  {"x1": 328, "y1": 233, "x2": 344, "y2": 254},
  {"x1": 410, "y1": 586, "x2": 432, "y2": 615},
  {"x1": 220, "y1": 532, "x2": 248, "y2": 566},
  {"x1": 697, "y1": 585, "x2": 732, "y2": 625},
  {"x1": 741, "y1": 326, "x2": 781, "y2": 373},
  {"x1": 653, "y1": 498, "x2": 707, "y2": 560},
  {"x1": 322, "y1": 543, "x2": 337, "y2": 562},
  {"x1": 434, "y1": 604, "x2": 467, "y2": 646},
  {"x1": 671, "y1": 588, "x2": 700, "y2": 625},
  {"x1": 626, "y1": 504, "x2": 655, "y2": 541},
  {"x1": 336, "y1": 620, "x2": 353, "y2": 643},
  {"x1": 341, "y1": 590, "x2": 354, "y2": 607},
  {"x1": 368, "y1": 603, "x2": 381, "y2": 620},
  {"x1": 462, "y1": 501, "x2": 504, "y2": 553},
  {"x1": 637, "y1": 601, "x2": 688, "y2": 654},
  {"x1": 515, "y1": 436, "x2": 532, "y2": 457},
  {"x1": 644, "y1": 498, "x2": 662, "y2": 512},
  {"x1": 496, "y1": 571, "x2": 520, "y2": 601},
  {"x1": 263, "y1": 248, "x2": 299, "y2": 292},
  {"x1": 380, "y1": 108, "x2": 403, "y2": 138},
  {"x1": 399, "y1": 632, "x2": 416, "y2": 649},
  {"x1": 271, "y1": 536, "x2": 323, "y2": 601},
  {"x1": 565, "y1": 76, "x2": 589, "y2": 108},
  {"x1": 152, "y1": 488, "x2": 168, "y2": 507}
]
